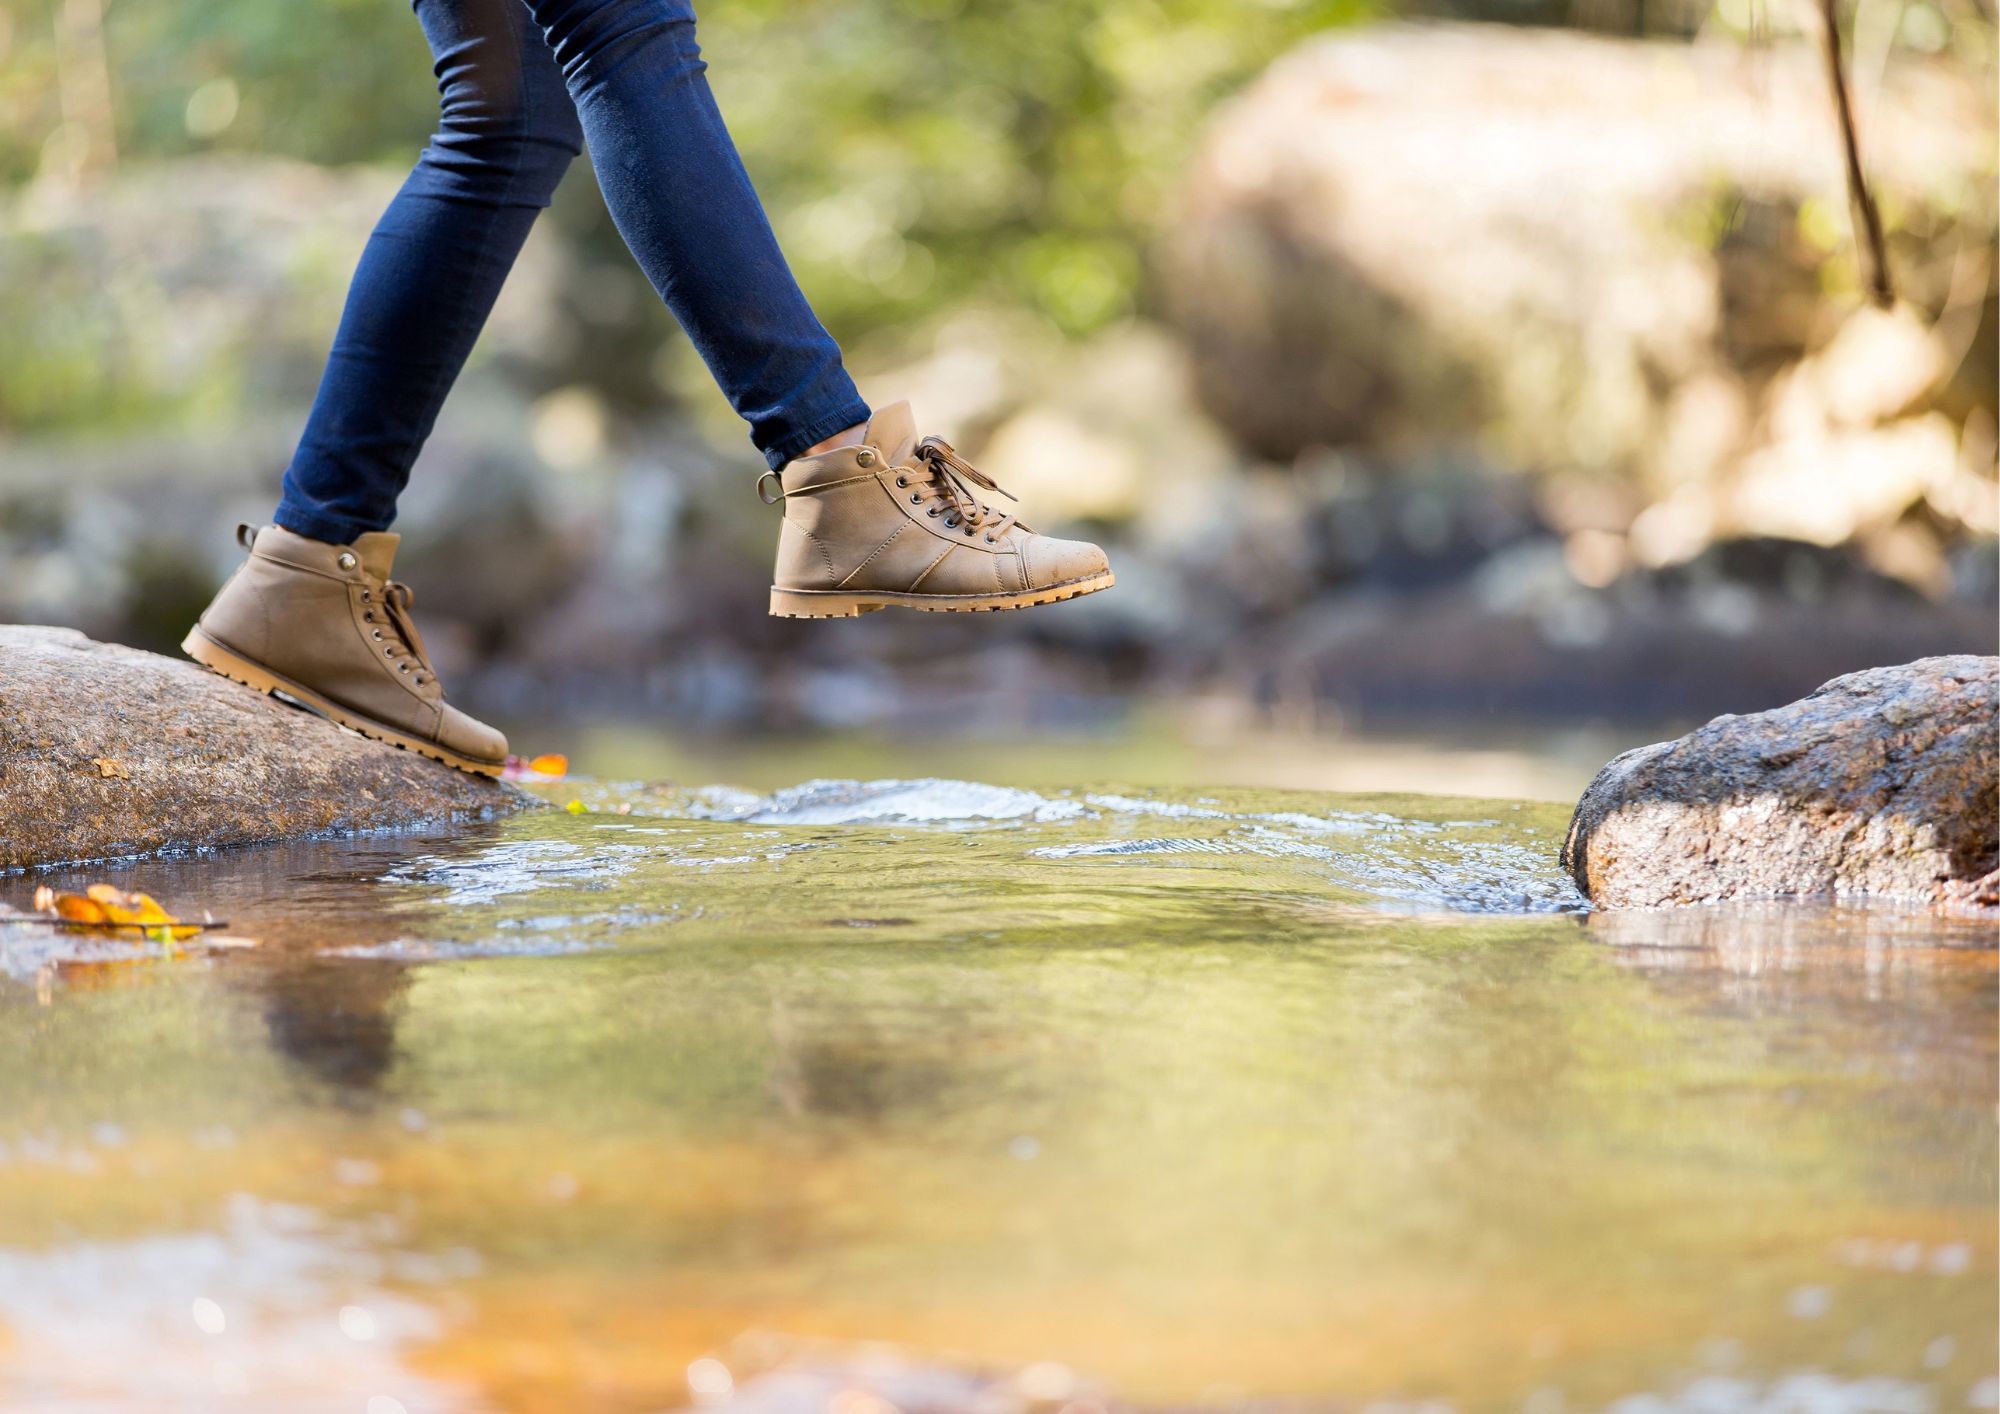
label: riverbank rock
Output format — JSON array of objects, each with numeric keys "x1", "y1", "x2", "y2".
[
  {"x1": 0, "y1": 626, "x2": 533, "y2": 871},
  {"x1": 1167, "y1": 24, "x2": 1996, "y2": 570},
  {"x1": 1562, "y1": 657, "x2": 1998, "y2": 912}
]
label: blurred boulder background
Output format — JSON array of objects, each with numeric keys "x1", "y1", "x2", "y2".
[{"x1": 1, "y1": 0, "x2": 1992, "y2": 737}]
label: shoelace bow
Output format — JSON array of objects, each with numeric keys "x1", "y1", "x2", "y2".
[
  {"x1": 906, "y1": 436, "x2": 1018, "y2": 540},
  {"x1": 365, "y1": 580, "x2": 435, "y2": 688}
]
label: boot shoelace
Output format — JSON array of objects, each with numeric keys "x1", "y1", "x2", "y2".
[
  {"x1": 360, "y1": 580, "x2": 436, "y2": 689},
  {"x1": 900, "y1": 436, "x2": 1018, "y2": 541}
]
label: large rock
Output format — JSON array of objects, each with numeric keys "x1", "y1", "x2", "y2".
[
  {"x1": 0, "y1": 627, "x2": 532, "y2": 871},
  {"x1": 1166, "y1": 24, "x2": 1996, "y2": 563},
  {"x1": 1562, "y1": 656, "x2": 1998, "y2": 911}
]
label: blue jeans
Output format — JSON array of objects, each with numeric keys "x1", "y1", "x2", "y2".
[{"x1": 275, "y1": 0, "x2": 870, "y2": 544}]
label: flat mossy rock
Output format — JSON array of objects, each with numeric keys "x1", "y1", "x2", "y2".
[
  {"x1": 0, "y1": 626, "x2": 534, "y2": 871},
  {"x1": 1563, "y1": 656, "x2": 1998, "y2": 912}
]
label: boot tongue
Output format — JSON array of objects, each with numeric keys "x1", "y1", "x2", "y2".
[
  {"x1": 349, "y1": 531, "x2": 400, "y2": 581},
  {"x1": 864, "y1": 401, "x2": 919, "y2": 465}
]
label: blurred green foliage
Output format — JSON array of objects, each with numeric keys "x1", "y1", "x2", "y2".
[
  {"x1": 708, "y1": 0, "x2": 1379, "y2": 336},
  {"x1": 1, "y1": 0, "x2": 437, "y2": 176},
  {"x1": 1, "y1": 0, "x2": 1379, "y2": 352}
]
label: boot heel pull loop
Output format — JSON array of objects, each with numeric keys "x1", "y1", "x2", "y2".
[
  {"x1": 756, "y1": 471, "x2": 785, "y2": 507},
  {"x1": 235, "y1": 523, "x2": 260, "y2": 552}
]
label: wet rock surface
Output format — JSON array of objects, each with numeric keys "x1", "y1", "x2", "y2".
[
  {"x1": 1563, "y1": 657, "x2": 1998, "y2": 912},
  {"x1": 0, "y1": 626, "x2": 531, "y2": 871}
]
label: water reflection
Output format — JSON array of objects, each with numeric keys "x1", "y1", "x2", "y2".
[
  {"x1": 259, "y1": 956, "x2": 412, "y2": 1102},
  {"x1": 0, "y1": 780, "x2": 1990, "y2": 1411},
  {"x1": 1587, "y1": 899, "x2": 1999, "y2": 958}
]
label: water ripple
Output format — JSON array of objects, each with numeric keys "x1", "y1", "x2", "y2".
[
  {"x1": 1029, "y1": 802, "x2": 1583, "y2": 916},
  {"x1": 689, "y1": 777, "x2": 1089, "y2": 826},
  {"x1": 382, "y1": 839, "x2": 656, "y2": 905}
]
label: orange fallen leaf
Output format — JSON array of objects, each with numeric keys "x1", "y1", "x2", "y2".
[
  {"x1": 91, "y1": 757, "x2": 130, "y2": 779},
  {"x1": 34, "y1": 884, "x2": 202, "y2": 941},
  {"x1": 51, "y1": 892, "x2": 111, "y2": 925},
  {"x1": 501, "y1": 752, "x2": 571, "y2": 782},
  {"x1": 86, "y1": 883, "x2": 173, "y2": 923}
]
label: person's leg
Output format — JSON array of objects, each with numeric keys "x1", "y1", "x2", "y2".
[
  {"x1": 512, "y1": 0, "x2": 1111, "y2": 616},
  {"x1": 521, "y1": 0, "x2": 870, "y2": 469},
  {"x1": 186, "y1": 0, "x2": 578, "y2": 775},
  {"x1": 275, "y1": 0, "x2": 583, "y2": 542}
]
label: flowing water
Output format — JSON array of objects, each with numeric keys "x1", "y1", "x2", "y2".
[{"x1": 0, "y1": 760, "x2": 1993, "y2": 1414}]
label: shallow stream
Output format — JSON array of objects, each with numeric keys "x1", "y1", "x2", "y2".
[{"x1": 1, "y1": 763, "x2": 1993, "y2": 1413}]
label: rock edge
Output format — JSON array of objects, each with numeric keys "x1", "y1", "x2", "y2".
[
  {"x1": 1, "y1": 626, "x2": 534, "y2": 871},
  {"x1": 1562, "y1": 656, "x2": 1998, "y2": 912}
]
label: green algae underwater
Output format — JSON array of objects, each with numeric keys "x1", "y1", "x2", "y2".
[{"x1": 0, "y1": 772, "x2": 1992, "y2": 1413}]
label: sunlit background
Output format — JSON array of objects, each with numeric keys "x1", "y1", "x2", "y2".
[
  {"x1": 2, "y1": 7, "x2": 1997, "y2": 1410},
  {"x1": 1, "y1": 0, "x2": 1994, "y2": 794}
]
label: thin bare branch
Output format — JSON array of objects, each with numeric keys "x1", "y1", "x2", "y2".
[{"x1": 1816, "y1": 0, "x2": 1895, "y2": 306}]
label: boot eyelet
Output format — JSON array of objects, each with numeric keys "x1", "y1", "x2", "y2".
[
  {"x1": 360, "y1": 590, "x2": 372, "y2": 603},
  {"x1": 371, "y1": 629, "x2": 383, "y2": 640},
  {"x1": 336, "y1": 552, "x2": 357, "y2": 571},
  {"x1": 910, "y1": 493, "x2": 922, "y2": 505},
  {"x1": 964, "y1": 526, "x2": 977, "y2": 536},
  {"x1": 945, "y1": 516, "x2": 959, "y2": 528},
  {"x1": 895, "y1": 476, "x2": 907, "y2": 488},
  {"x1": 926, "y1": 508, "x2": 939, "y2": 517},
  {"x1": 384, "y1": 647, "x2": 395, "y2": 658},
  {"x1": 398, "y1": 663, "x2": 410, "y2": 674}
]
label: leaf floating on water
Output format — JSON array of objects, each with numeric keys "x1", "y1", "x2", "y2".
[
  {"x1": 30, "y1": 884, "x2": 204, "y2": 942},
  {"x1": 85, "y1": 885, "x2": 198, "y2": 940},
  {"x1": 502, "y1": 752, "x2": 571, "y2": 783},
  {"x1": 7, "y1": 890, "x2": 254, "y2": 983},
  {"x1": 35, "y1": 884, "x2": 108, "y2": 925}
]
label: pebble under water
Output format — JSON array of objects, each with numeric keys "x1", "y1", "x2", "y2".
[{"x1": 0, "y1": 775, "x2": 1993, "y2": 1413}]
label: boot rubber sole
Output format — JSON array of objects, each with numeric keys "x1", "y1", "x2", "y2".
[
  {"x1": 770, "y1": 571, "x2": 1115, "y2": 619},
  {"x1": 181, "y1": 627, "x2": 506, "y2": 779}
]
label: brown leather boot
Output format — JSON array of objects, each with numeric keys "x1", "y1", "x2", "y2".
[
  {"x1": 763, "y1": 402, "x2": 1114, "y2": 618},
  {"x1": 182, "y1": 524, "x2": 507, "y2": 777}
]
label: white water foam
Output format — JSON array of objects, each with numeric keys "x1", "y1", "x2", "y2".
[{"x1": 690, "y1": 777, "x2": 1090, "y2": 826}]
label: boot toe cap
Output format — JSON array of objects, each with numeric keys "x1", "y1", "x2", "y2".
[
  {"x1": 437, "y1": 704, "x2": 508, "y2": 766},
  {"x1": 1027, "y1": 535, "x2": 1112, "y2": 589}
]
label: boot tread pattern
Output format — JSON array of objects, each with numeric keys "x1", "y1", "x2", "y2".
[{"x1": 769, "y1": 571, "x2": 1114, "y2": 619}]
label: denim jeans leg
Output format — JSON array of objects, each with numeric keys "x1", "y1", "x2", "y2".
[
  {"x1": 523, "y1": 0, "x2": 870, "y2": 468},
  {"x1": 275, "y1": 0, "x2": 582, "y2": 543}
]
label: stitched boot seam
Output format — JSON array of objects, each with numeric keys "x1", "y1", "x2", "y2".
[
  {"x1": 908, "y1": 546, "x2": 954, "y2": 590},
  {"x1": 800, "y1": 527, "x2": 839, "y2": 583},
  {"x1": 838, "y1": 525, "x2": 907, "y2": 588}
]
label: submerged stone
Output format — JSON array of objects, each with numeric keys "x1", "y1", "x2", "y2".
[
  {"x1": 1563, "y1": 656, "x2": 1998, "y2": 913},
  {"x1": 0, "y1": 626, "x2": 532, "y2": 871}
]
